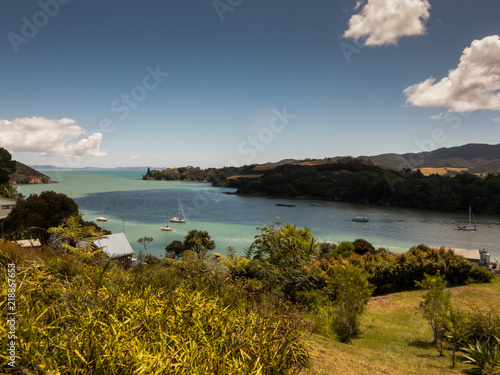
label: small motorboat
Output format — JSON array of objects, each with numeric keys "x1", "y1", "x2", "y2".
[{"x1": 352, "y1": 216, "x2": 369, "y2": 222}]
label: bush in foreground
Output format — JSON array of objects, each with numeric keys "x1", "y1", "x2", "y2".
[{"x1": 0, "y1": 243, "x2": 310, "y2": 374}]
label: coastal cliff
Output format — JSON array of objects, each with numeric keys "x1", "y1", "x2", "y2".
[{"x1": 9, "y1": 161, "x2": 54, "y2": 185}]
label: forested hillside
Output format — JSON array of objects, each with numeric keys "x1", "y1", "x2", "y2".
[{"x1": 225, "y1": 159, "x2": 500, "y2": 214}]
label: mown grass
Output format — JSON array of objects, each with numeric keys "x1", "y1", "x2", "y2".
[{"x1": 303, "y1": 278, "x2": 500, "y2": 375}]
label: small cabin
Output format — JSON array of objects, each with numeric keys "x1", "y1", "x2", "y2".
[
  {"x1": 0, "y1": 197, "x2": 16, "y2": 220},
  {"x1": 93, "y1": 233, "x2": 135, "y2": 269}
]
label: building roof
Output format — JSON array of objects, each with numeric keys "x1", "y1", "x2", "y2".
[
  {"x1": 0, "y1": 197, "x2": 16, "y2": 205},
  {"x1": 451, "y1": 248, "x2": 481, "y2": 261},
  {"x1": 430, "y1": 246, "x2": 483, "y2": 261},
  {"x1": 93, "y1": 233, "x2": 134, "y2": 259},
  {"x1": 16, "y1": 239, "x2": 42, "y2": 248}
]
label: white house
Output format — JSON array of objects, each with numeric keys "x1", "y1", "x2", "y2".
[{"x1": 0, "y1": 197, "x2": 16, "y2": 220}]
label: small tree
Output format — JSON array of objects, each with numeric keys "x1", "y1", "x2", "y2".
[
  {"x1": 165, "y1": 240, "x2": 185, "y2": 259},
  {"x1": 183, "y1": 230, "x2": 215, "y2": 259},
  {"x1": 330, "y1": 262, "x2": 374, "y2": 343},
  {"x1": 416, "y1": 273, "x2": 452, "y2": 356},
  {"x1": 446, "y1": 309, "x2": 471, "y2": 367},
  {"x1": 353, "y1": 238, "x2": 376, "y2": 255},
  {"x1": 137, "y1": 236, "x2": 154, "y2": 253}
]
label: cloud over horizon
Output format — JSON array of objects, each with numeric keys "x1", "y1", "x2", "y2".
[
  {"x1": 404, "y1": 35, "x2": 500, "y2": 112},
  {"x1": 343, "y1": 0, "x2": 431, "y2": 46},
  {"x1": 0, "y1": 117, "x2": 107, "y2": 157}
]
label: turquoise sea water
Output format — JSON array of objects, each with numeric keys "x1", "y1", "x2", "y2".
[{"x1": 18, "y1": 169, "x2": 500, "y2": 260}]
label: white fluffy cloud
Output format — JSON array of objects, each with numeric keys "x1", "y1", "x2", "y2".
[
  {"x1": 404, "y1": 35, "x2": 500, "y2": 112},
  {"x1": 130, "y1": 154, "x2": 141, "y2": 159},
  {"x1": 0, "y1": 117, "x2": 107, "y2": 157},
  {"x1": 343, "y1": 0, "x2": 431, "y2": 46}
]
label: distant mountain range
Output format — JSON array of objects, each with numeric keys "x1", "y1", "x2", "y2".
[
  {"x1": 365, "y1": 143, "x2": 500, "y2": 175},
  {"x1": 272, "y1": 143, "x2": 500, "y2": 175},
  {"x1": 10, "y1": 143, "x2": 500, "y2": 185},
  {"x1": 271, "y1": 143, "x2": 500, "y2": 176}
]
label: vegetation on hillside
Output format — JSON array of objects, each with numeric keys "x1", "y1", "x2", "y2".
[
  {"x1": 0, "y1": 147, "x2": 52, "y2": 187},
  {"x1": 143, "y1": 158, "x2": 500, "y2": 214},
  {"x1": 9, "y1": 161, "x2": 53, "y2": 185},
  {"x1": 225, "y1": 159, "x2": 500, "y2": 214},
  {"x1": 0, "y1": 241, "x2": 309, "y2": 374},
  {"x1": 143, "y1": 165, "x2": 240, "y2": 183},
  {"x1": 1, "y1": 206, "x2": 499, "y2": 374}
]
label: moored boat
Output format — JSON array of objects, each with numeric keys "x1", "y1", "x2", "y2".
[
  {"x1": 457, "y1": 207, "x2": 477, "y2": 231},
  {"x1": 352, "y1": 216, "x2": 369, "y2": 222},
  {"x1": 170, "y1": 195, "x2": 186, "y2": 223},
  {"x1": 161, "y1": 210, "x2": 173, "y2": 231}
]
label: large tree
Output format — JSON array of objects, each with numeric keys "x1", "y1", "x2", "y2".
[{"x1": 3, "y1": 191, "x2": 79, "y2": 242}]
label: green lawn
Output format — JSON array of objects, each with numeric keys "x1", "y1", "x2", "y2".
[{"x1": 302, "y1": 278, "x2": 500, "y2": 375}]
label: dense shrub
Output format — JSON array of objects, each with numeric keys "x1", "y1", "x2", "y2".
[
  {"x1": 0, "y1": 244, "x2": 310, "y2": 374},
  {"x1": 351, "y1": 246, "x2": 474, "y2": 294},
  {"x1": 469, "y1": 265, "x2": 495, "y2": 283}
]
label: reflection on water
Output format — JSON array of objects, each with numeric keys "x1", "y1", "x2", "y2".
[{"x1": 19, "y1": 170, "x2": 500, "y2": 259}]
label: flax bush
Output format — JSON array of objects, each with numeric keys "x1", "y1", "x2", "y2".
[{"x1": 0, "y1": 243, "x2": 310, "y2": 374}]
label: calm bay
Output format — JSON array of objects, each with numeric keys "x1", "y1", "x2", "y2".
[{"x1": 18, "y1": 169, "x2": 500, "y2": 260}]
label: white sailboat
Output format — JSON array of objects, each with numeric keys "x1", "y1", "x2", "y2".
[
  {"x1": 161, "y1": 211, "x2": 172, "y2": 231},
  {"x1": 457, "y1": 206, "x2": 477, "y2": 231},
  {"x1": 170, "y1": 196, "x2": 186, "y2": 223}
]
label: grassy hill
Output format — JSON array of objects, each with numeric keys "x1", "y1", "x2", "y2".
[
  {"x1": 222, "y1": 143, "x2": 500, "y2": 178},
  {"x1": 367, "y1": 143, "x2": 500, "y2": 175},
  {"x1": 303, "y1": 279, "x2": 500, "y2": 375}
]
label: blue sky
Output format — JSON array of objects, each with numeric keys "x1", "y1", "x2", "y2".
[{"x1": 1, "y1": 0, "x2": 500, "y2": 168}]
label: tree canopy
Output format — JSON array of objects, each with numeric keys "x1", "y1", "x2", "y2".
[
  {"x1": 183, "y1": 230, "x2": 215, "y2": 259},
  {"x1": 3, "y1": 191, "x2": 79, "y2": 242}
]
